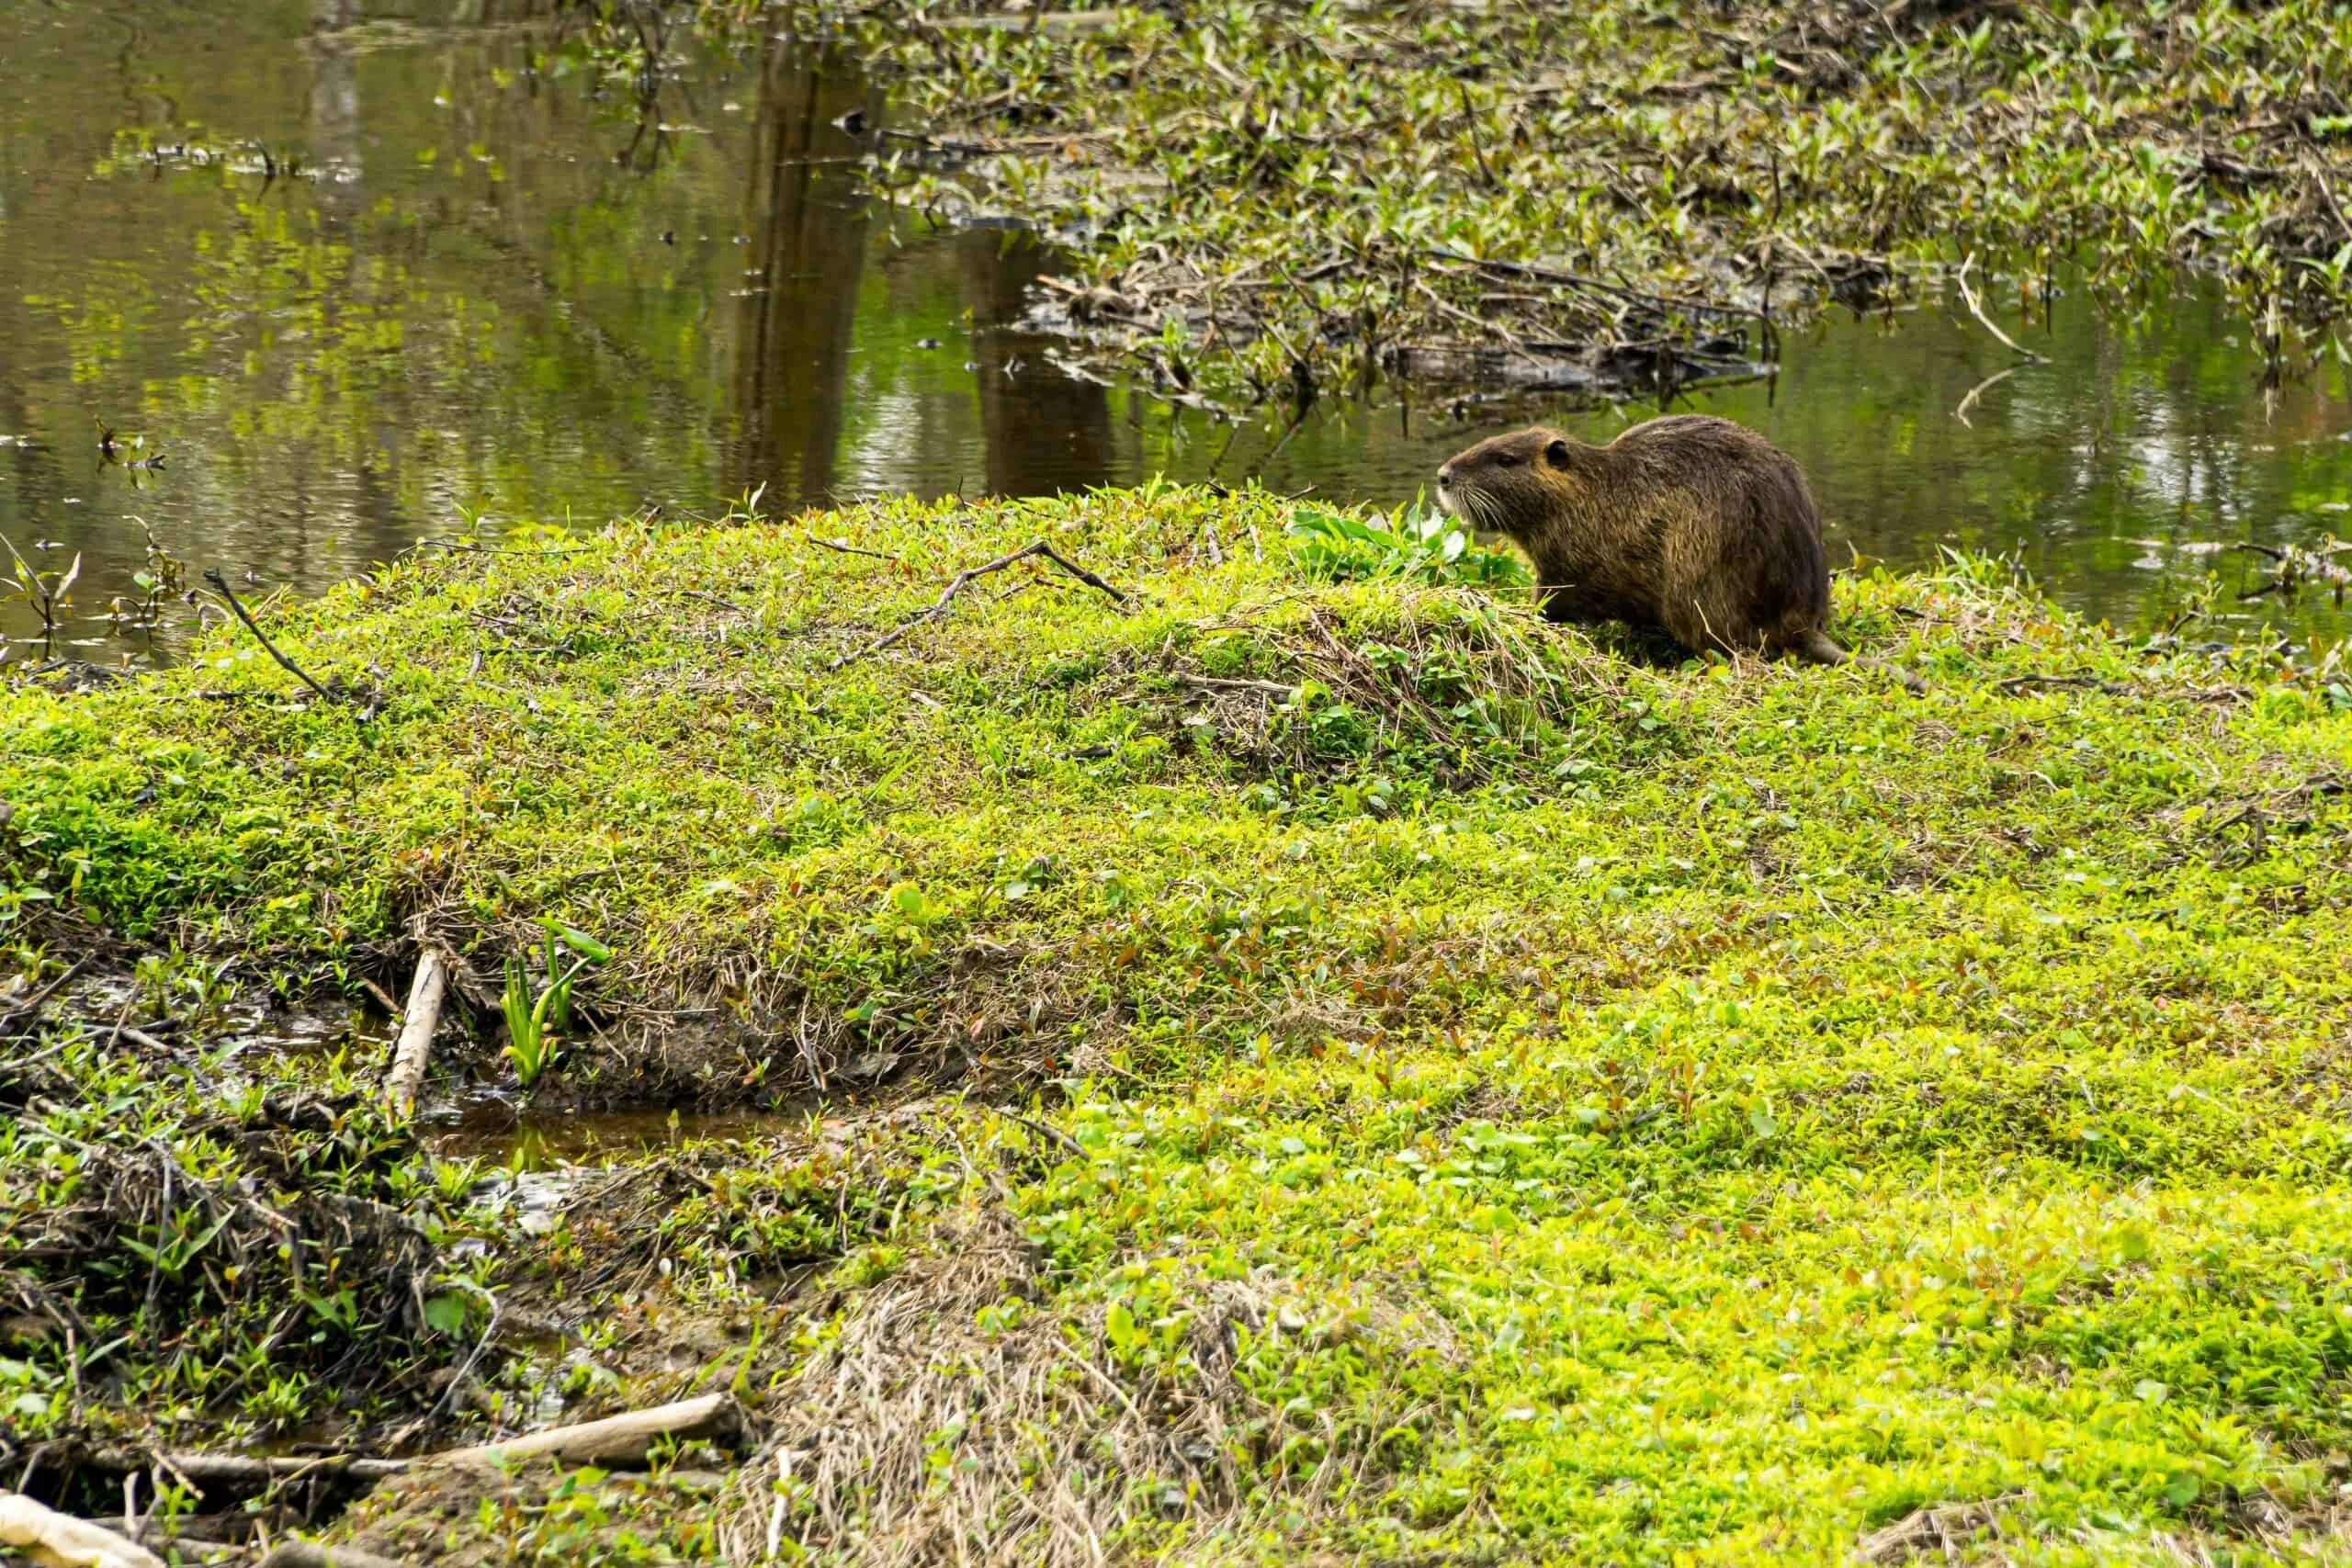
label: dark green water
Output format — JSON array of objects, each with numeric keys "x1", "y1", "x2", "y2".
[{"x1": 3, "y1": 0, "x2": 2347, "y2": 662}]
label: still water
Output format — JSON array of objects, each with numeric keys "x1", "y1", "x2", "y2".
[{"x1": 3, "y1": 0, "x2": 2348, "y2": 660}]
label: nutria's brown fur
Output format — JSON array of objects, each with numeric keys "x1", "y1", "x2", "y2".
[{"x1": 1438, "y1": 416, "x2": 1916, "y2": 686}]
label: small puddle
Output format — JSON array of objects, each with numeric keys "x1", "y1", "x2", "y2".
[{"x1": 3, "y1": 1, "x2": 2346, "y2": 658}]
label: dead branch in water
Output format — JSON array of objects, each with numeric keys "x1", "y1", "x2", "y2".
[
  {"x1": 1953, "y1": 254, "x2": 2050, "y2": 365},
  {"x1": 831, "y1": 542, "x2": 1129, "y2": 670}
]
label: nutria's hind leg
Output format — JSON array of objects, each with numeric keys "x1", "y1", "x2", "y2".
[
  {"x1": 1787, "y1": 627, "x2": 1928, "y2": 695},
  {"x1": 1791, "y1": 629, "x2": 1849, "y2": 668}
]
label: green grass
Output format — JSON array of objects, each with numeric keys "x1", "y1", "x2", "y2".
[
  {"x1": 4, "y1": 487, "x2": 2350, "y2": 1561},
  {"x1": 780, "y1": 0, "x2": 2352, "y2": 394}
]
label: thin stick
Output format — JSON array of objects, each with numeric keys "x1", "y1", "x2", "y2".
[
  {"x1": 410, "y1": 537, "x2": 591, "y2": 556},
  {"x1": 1172, "y1": 672, "x2": 1300, "y2": 700},
  {"x1": 1953, "y1": 255, "x2": 2050, "y2": 365},
  {"x1": 203, "y1": 570, "x2": 341, "y2": 704},
  {"x1": 1456, "y1": 82, "x2": 1497, "y2": 190},
  {"x1": 0, "y1": 956, "x2": 88, "y2": 1036},
  {"x1": 831, "y1": 542, "x2": 1128, "y2": 670},
  {"x1": 2303, "y1": 153, "x2": 2352, "y2": 243},
  {"x1": 808, "y1": 535, "x2": 900, "y2": 562},
  {"x1": 385, "y1": 951, "x2": 447, "y2": 1113},
  {"x1": 995, "y1": 1106, "x2": 1088, "y2": 1160},
  {"x1": 1420, "y1": 247, "x2": 1769, "y2": 321}
]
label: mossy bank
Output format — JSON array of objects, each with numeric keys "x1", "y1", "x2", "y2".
[{"x1": 5, "y1": 488, "x2": 2352, "y2": 1564}]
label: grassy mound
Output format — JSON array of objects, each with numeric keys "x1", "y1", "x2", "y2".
[{"x1": 5, "y1": 488, "x2": 2351, "y2": 1561}]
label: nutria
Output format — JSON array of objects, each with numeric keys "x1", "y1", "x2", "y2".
[{"x1": 1437, "y1": 416, "x2": 1917, "y2": 688}]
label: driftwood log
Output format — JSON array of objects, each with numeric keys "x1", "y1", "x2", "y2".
[
  {"x1": 0, "y1": 1493, "x2": 168, "y2": 1568},
  {"x1": 435, "y1": 1393, "x2": 743, "y2": 1469},
  {"x1": 383, "y1": 951, "x2": 447, "y2": 1113}
]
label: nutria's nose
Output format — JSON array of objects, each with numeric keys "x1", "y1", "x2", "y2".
[{"x1": 1436, "y1": 464, "x2": 1453, "y2": 489}]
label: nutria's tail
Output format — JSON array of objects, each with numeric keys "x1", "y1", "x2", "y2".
[{"x1": 1795, "y1": 629, "x2": 1927, "y2": 695}]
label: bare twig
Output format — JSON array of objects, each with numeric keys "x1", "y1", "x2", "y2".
[
  {"x1": 409, "y1": 537, "x2": 591, "y2": 557},
  {"x1": 831, "y1": 543, "x2": 1128, "y2": 670},
  {"x1": 427, "y1": 1280, "x2": 503, "y2": 1423},
  {"x1": 1420, "y1": 247, "x2": 1770, "y2": 321},
  {"x1": 808, "y1": 536, "x2": 900, "y2": 562},
  {"x1": 1456, "y1": 83, "x2": 1498, "y2": 189},
  {"x1": 1997, "y1": 672, "x2": 2129, "y2": 694},
  {"x1": 0, "y1": 957, "x2": 88, "y2": 1038},
  {"x1": 995, "y1": 1106, "x2": 1088, "y2": 1160},
  {"x1": 202, "y1": 571, "x2": 344, "y2": 705},
  {"x1": 2303, "y1": 153, "x2": 2352, "y2": 243},
  {"x1": 1171, "y1": 672, "x2": 1301, "y2": 700},
  {"x1": 1953, "y1": 255, "x2": 2050, "y2": 365}
]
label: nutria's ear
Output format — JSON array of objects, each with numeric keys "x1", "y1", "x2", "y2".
[{"x1": 1544, "y1": 438, "x2": 1572, "y2": 469}]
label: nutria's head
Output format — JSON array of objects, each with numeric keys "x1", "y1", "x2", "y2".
[{"x1": 1435, "y1": 426, "x2": 1581, "y2": 540}]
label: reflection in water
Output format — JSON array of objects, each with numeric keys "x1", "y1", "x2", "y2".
[
  {"x1": 726, "y1": 39, "x2": 880, "y2": 508},
  {"x1": 961, "y1": 228, "x2": 1115, "y2": 498},
  {"x1": 0, "y1": 0, "x2": 2346, "y2": 662}
]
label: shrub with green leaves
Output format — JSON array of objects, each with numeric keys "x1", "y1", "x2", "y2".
[{"x1": 1286, "y1": 502, "x2": 1532, "y2": 590}]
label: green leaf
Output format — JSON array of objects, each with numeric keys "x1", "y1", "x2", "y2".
[
  {"x1": 424, "y1": 1292, "x2": 471, "y2": 1337},
  {"x1": 546, "y1": 921, "x2": 614, "y2": 963}
]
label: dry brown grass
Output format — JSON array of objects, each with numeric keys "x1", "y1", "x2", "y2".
[{"x1": 719, "y1": 1203, "x2": 1460, "y2": 1566}]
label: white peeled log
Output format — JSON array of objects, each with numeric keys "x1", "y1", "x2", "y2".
[
  {"x1": 0, "y1": 1494, "x2": 168, "y2": 1568},
  {"x1": 384, "y1": 950, "x2": 448, "y2": 1114}
]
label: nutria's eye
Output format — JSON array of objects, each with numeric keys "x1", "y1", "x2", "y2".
[
  {"x1": 1545, "y1": 439, "x2": 1571, "y2": 468},
  {"x1": 1493, "y1": 453, "x2": 1520, "y2": 468}
]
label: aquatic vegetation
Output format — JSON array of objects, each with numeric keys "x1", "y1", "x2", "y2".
[
  {"x1": 2, "y1": 486, "x2": 2349, "y2": 1559},
  {"x1": 790, "y1": 0, "x2": 2352, "y2": 393}
]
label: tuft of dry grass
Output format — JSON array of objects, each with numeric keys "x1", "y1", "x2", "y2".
[{"x1": 723, "y1": 1203, "x2": 1460, "y2": 1567}]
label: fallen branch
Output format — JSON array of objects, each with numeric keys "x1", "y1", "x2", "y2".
[
  {"x1": 1997, "y1": 672, "x2": 2130, "y2": 694},
  {"x1": 1953, "y1": 255, "x2": 2050, "y2": 365},
  {"x1": 831, "y1": 542, "x2": 1128, "y2": 670},
  {"x1": 434, "y1": 1393, "x2": 744, "y2": 1470},
  {"x1": 1, "y1": 957, "x2": 88, "y2": 1039},
  {"x1": 202, "y1": 571, "x2": 345, "y2": 706},
  {"x1": 807, "y1": 535, "x2": 899, "y2": 562},
  {"x1": 1171, "y1": 672, "x2": 1302, "y2": 700},
  {"x1": 994, "y1": 1106, "x2": 1089, "y2": 1160},
  {"x1": 384, "y1": 950, "x2": 448, "y2": 1114},
  {"x1": 1420, "y1": 246, "x2": 1770, "y2": 321},
  {"x1": 153, "y1": 1451, "x2": 408, "y2": 1486},
  {"x1": 0, "y1": 1493, "x2": 168, "y2": 1568}
]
